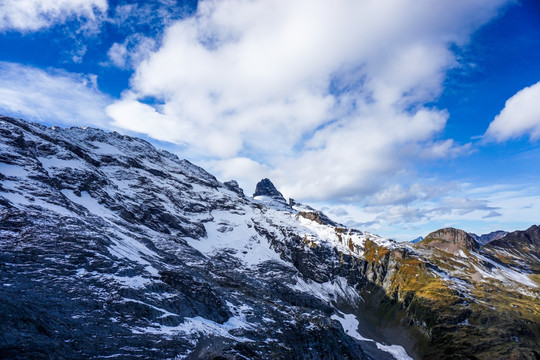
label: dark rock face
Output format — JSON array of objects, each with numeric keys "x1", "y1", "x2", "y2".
[
  {"x1": 253, "y1": 178, "x2": 286, "y2": 202},
  {"x1": 485, "y1": 225, "x2": 540, "y2": 271},
  {"x1": 488, "y1": 225, "x2": 539, "y2": 249}
]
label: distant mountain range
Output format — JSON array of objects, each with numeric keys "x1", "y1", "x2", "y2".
[
  {"x1": 1, "y1": 116, "x2": 538, "y2": 359},
  {"x1": 469, "y1": 230, "x2": 508, "y2": 245},
  {"x1": 411, "y1": 231, "x2": 508, "y2": 246},
  {"x1": 410, "y1": 236, "x2": 423, "y2": 244}
]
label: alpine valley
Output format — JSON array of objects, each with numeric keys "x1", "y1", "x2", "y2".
[{"x1": 0, "y1": 116, "x2": 538, "y2": 360}]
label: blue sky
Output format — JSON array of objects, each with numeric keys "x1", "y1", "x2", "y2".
[{"x1": 1, "y1": 0, "x2": 539, "y2": 241}]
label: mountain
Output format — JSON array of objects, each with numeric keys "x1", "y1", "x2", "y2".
[
  {"x1": 1, "y1": 116, "x2": 539, "y2": 360},
  {"x1": 419, "y1": 228, "x2": 480, "y2": 252},
  {"x1": 469, "y1": 230, "x2": 508, "y2": 245},
  {"x1": 410, "y1": 236, "x2": 423, "y2": 244},
  {"x1": 253, "y1": 178, "x2": 286, "y2": 202},
  {"x1": 485, "y1": 225, "x2": 540, "y2": 274},
  {"x1": 252, "y1": 178, "x2": 291, "y2": 210}
]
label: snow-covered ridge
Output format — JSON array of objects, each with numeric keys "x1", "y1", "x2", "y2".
[
  {"x1": 2, "y1": 116, "x2": 538, "y2": 359},
  {"x1": 0, "y1": 116, "x2": 412, "y2": 359}
]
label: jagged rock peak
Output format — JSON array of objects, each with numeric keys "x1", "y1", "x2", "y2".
[
  {"x1": 419, "y1": 227, "x2": 479, "y2": 252},
  {"x1": 253, "y1": 178, "x2": 286, "y2": 202}
]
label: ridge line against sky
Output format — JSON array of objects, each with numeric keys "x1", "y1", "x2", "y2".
[{"x1": 0, "y1": 0, "x2": 539, "y2": 241}]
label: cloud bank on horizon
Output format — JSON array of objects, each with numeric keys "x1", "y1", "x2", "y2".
[{"x1": 0, "y1": 0, "x2": 539, "y2": 240}]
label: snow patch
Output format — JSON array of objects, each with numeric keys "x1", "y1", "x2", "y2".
[
  {"x1": 188, "y1": 207, "x2": 286, "y2": 267},
  {"x1": 331, "y1": 313, "x2": 372, "y2": 341},
  {"x1": 331, "y1": 313, "x2": 414, "y2": 360},
  {"x1": 38, "y1": 156, "x2": 86, "y2": 172},
  {"x1": 376, "y1": 343, "x2": 414, "y2": 360},
  {"x1": 61, "y1": 190, "x2": 112, "y2": 217},
  {"x1": 134, "y1": 314, "x2": 254, "y2": 342},
  {"x1": 331, "y1": 313, "x2": 413, "y2": 360},
  {"x1": 291, "y1": 276, "x2": 363, "y2": 305},
  {"x1": 90, "y1": 141, "x2": 123, "y2": 155},
  {"x1": 0, "y1": 163, "x2": 29, "y2": 177},
  {"x1": 473, "y1": 252, "x2": 537, "y2": 288},
  {"x1": 1, "y1": 183, "x2": 73, "y2": 216}
]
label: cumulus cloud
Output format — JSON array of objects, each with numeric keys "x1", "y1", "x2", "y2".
[
  {"x1": 111, "y1": 1, "x2": 192, "y2": 32},
  {"x1": 107, "y1": 35, "x2": 157, "y2": 69},
  {"x1": 0, "y1": 0, "x2": 107, "y2": 32},
  {"x1": 485, "y1": 81, "x2": 540, "y2": 141},
  {"x1": 106, "y1": 0, "x2": 509, "y2": 200},
  {"x1": 0, "y1": 62, "x2": 112, "y2": 127}
]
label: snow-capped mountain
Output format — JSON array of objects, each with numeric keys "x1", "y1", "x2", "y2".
[{"x1": 1, "y1": 116, "x2": 538, "y2": 360}]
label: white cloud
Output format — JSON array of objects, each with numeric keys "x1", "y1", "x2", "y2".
[
  {"x1": 107, "y1": 35, "x2": 157, "y2": 69},
  {"x1": 485, "y1": 81, "x2": 540, "y2": 141},
  {"x1": 0, "y1": 62, "x2": 112, "y2": 127},
  {"x1": 106, "y1": 0, "x2": 510, "y2": 200},
  {"x1": 418, "y1": 139, "x2": 473, "y2": 159},
  {"x1": 202, "y1": 157, "x2": 271, "y2": 195},
  {"x1": 0, "y1": 0, "x2": 107, "y2": 32},
  {"x1": 108, "y1": 42, "x2": 128, "y2": 68},
  {"x1": 366, "y1": 183, "x2": 453, "y2": 206}
]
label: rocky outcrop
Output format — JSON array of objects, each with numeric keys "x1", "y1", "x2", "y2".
[
  {"x1": 298, "y1": 210, "x2": 339, "y2": 227},
  {"x1": 223, "y1": 180, "x2": 245, "y2": 196}
]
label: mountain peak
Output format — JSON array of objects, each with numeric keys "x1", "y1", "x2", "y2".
[
  {"x1": 469, "y1": 230, "x2": 507, "y2": 245},
  {"x1": 418, "y1": 227, "x2": 479, "y2": 252},
  {"x1": 253, "y1": 178, "x2": 286, "y2": 203},
  {"x1": 487, "y1": 224, "x2": 540, "y2": 250}
]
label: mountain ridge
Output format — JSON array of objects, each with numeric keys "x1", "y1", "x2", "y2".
[
  {"x1": 1, "y1": 116, "x2": 538, "y2": 359},
  {"x1": 469, "y1": 230, "x2": 508, "y2": 245}
]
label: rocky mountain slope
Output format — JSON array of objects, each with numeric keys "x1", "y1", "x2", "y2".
[{"x1": 1, "y1": 116, "x2": 538, "y2": 359}]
